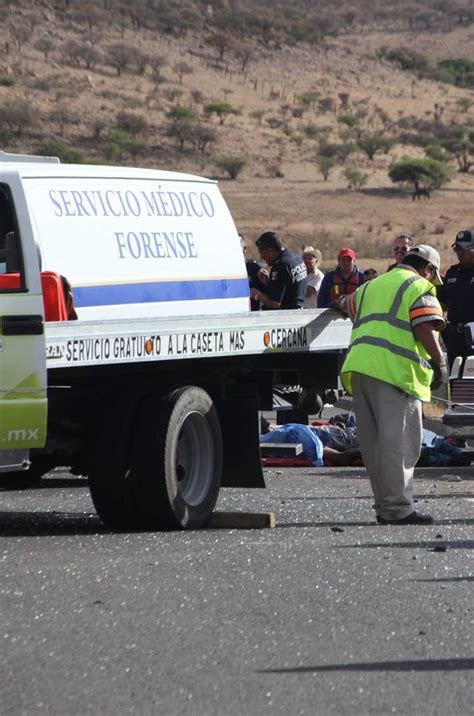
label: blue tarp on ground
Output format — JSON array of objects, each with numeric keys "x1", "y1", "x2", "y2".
[{"x1": 260, "y1": 424, "x2": 324, "y2": 467}]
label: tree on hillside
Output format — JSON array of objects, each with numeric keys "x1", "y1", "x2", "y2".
[
  {"x1": 440, "y1": 131, "x2": 474, "y2": 173},
  {"x1": 8, "y1": 22, "x2": 31, "y2": 53},
  {"x1": 388, "y1": 157, "x2": 451, "y2": 196},
  {"x1": 173, "y1": 62, "x2": 193, "y2": 84},
  {"x1": 319, "y1": 140, "x2": 355, "y2": 164},
  {"x1": 190, "y1": 124, "x2": 218, "y2": 154},
  {"x1": 72, "y1": 3, "x2": 104, "y2": 33},
  {"x1": 204, "y1": 102, "x2": 238, "y2": 125},
  {"x1": 315, "y1": 155, "x2": 336, "y2": 181},
  {"x1": 235, "y1": 46, "x2": 255, "y2": 74},
  {"x1": 338, "y1": 92, "x2": 350, "y2": 110},
  {"x1": 357, "y1": 133, "x2": 396, "y2": 160},
  {"x1": 72, "y1": 43, "x2": 103, "y2": 70},
  {"x1": 207, "y1": 32, "x2": 236, "y2": 62},
  {"x1": 318, "y1": 97, "x2": 336, "y2": 115},
  {"x1": 50, "y1": 103, "x2": 76, "y2": 137},
  {"x1": 166, "y1": 105, "x2": 197, "y2": 152},
  {"x1": 35, "y1": 37, "x2": 54, "y2": 63},
  {"x1": 107, "y1": 44, "x2": 141, "y2": 76}
]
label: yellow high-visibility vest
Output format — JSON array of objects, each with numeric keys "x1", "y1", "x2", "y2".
[{"x1": 341, "y1": 268, "x2": 442, "y2": 401}]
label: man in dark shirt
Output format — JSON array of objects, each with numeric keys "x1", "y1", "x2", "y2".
[
  {"x1": 251, "y1": 231, "x2": 307, "y2": 310},
  {"x1": 437, "y1": 229, "x2": 474, "y2": 368}
]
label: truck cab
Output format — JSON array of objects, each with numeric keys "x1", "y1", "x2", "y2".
[{"x1": 0, "y1": 156, "x2": 50, "y2": 471}]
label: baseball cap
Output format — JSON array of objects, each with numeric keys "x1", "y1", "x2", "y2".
[
  {"x1": 405, "y1": 244, "x2": 443, "y2": 286},
  {"x1": 452, "y1": 229, "x2": 474, "y2": 250},
  {"x1": 302, "y1": 246, "x2": 322, "y2": 262},
  {"x1": 338, "y1": 247, "x2": 356, "y2": 259}
]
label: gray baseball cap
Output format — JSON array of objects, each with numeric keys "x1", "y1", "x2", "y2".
[{"x1": 405, "y1": 244, "x2": 443, "y2": 286}]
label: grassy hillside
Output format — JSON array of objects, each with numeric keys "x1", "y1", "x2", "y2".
[{"x1": 1, "y1": 0, "x2": 474, "y2": 269}]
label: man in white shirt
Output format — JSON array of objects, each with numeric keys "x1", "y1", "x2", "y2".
[{"x1": 302, "y1": 246, "x2": 324, "y2": 308}]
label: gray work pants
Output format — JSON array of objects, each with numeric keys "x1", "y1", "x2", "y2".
[{"x1": 352, "y1": 373, "x2": 423, "y2": 520}]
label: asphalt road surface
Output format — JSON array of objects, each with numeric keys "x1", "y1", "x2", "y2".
[{"x1": 0, "y1": 464, "x2": 473, "y2": 715}]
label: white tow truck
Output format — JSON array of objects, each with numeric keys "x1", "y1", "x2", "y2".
[{"x1": 0, "y1": 153, "x2": 351, "y2": 530}]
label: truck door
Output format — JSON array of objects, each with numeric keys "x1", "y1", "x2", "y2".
[{"x1": 0, "y1": 184, "x2": 47, "y2": 450}]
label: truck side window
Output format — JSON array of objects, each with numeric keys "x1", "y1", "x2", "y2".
[{"x1": 0, "y1": 185, "x2": 22, "y2": 290}]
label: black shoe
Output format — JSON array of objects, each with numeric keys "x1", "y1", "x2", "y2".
[{"x1": 376, "y1": 511, "x2": 434, "y2": 525}]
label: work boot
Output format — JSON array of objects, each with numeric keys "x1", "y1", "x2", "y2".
[{"x1": 376, "y1": 511, "x2": 434, "y2": 525}]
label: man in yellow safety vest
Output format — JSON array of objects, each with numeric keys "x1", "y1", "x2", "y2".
[{"x1": 339, "y1": 245, "x2": 447, "y2": 525}]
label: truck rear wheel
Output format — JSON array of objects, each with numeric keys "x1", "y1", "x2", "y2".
[
  {"x1": 133, "y1": 386, "x2": 223, "y2": 530},
  {"x1": 88, "y1": 394, "x2": 143, "y2": 531}
]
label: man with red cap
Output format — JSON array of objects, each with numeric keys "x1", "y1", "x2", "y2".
[{"x1": 317, "y1": 247, "x2": 364, "y2": 308}]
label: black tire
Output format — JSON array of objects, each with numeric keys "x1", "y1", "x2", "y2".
[
  {"x1": 88, "y1": 394, "x2": 143, "y2": 531},
  {"x1": 133, "y1": 386, "x2": 223, "y2": 530}
]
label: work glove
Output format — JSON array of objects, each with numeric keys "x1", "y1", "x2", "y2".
[{"x1": 429, "y1": 359, "x2": 448, "y2": 390}]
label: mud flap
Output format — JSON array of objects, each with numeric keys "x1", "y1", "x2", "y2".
[{"x1": 215, "y1": 396, "x2": 265, "y2": 488}]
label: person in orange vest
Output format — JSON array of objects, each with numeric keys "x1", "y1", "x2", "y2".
[{"x1": 317, "y1": 247, "x2": 364, "y2": 308}]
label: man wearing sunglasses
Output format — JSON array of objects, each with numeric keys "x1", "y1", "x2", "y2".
[
  {"x1": 387, "y1": 232, "x2": 413, "y2": 271},
  {"x1": 437, "y1": 229, "x2": 474, "y2": 369}
]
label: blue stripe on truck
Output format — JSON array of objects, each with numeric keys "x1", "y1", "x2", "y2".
[{"x1": 73, "y1": 277, "x2": 250, "y2": 307}]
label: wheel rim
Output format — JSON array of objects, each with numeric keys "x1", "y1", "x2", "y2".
[{"x1": 175, "y1": 410, "x2": 214, "y2": 506}]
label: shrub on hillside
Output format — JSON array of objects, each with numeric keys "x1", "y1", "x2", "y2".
[
  {"x1": 344, "y1": 168, "x2": 368, "y2": 191},
  {"x1": 36, "y1": 140, "x2": 86, "y2": 164},
  {"x1": 377, "y1": 46, "x2": 430, "y2": 73},
  {"x1": 168, "y1": 105, "x2": 196, "y2": 121},
  {"x1": 424, "y1": 144, "x2": 450, "y2": 162},
  {"x1": 49, "y1": 103, "x2": 77, "y2": 136},
  {"x1": 338, "y1": 113, "x2": 359, "y2": 128},
  {"x1": 0, "y1": 100, "x2": 36, "y2": 136},
  {"x1": 104, "y1": 129, "x2": 147, "y2": 160},
  {"x1": 435, "y1": 58, "x2": 474, "y2": 87},
  {"x1": 215, "y1": 155, "x2": 246, "y2": 179},
  {"x1": 116, "y1": 111, "x2": 149, "y2": 137}
]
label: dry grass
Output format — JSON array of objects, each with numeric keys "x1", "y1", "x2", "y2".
[{"x1": 1, "y1": 7, "x2": 474, "y2": 271}]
